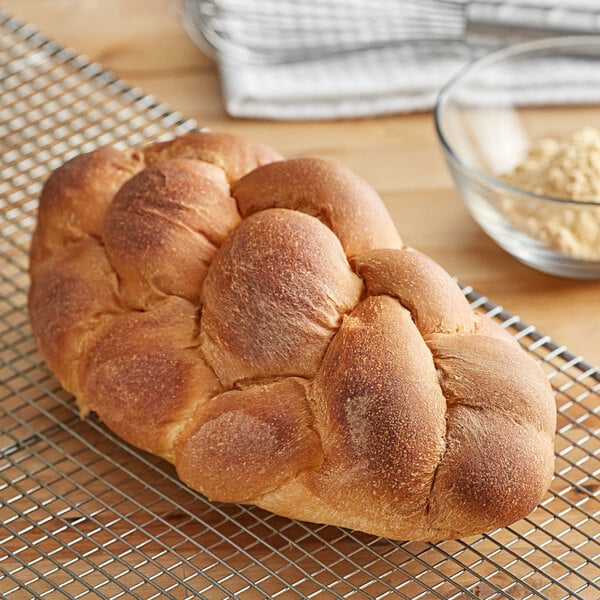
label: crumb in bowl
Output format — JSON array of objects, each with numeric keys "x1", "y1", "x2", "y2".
[{"x1": 500, "y1": 127, "x2": 600, "y2": 261}]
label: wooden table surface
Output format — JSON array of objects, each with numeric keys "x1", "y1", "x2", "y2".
[
  {"x1": 1, "y1": 4, "x2": 599, "y2": 598},
  {"x1": 4, "y1": 0, "x2": 600, "y2": 366}
]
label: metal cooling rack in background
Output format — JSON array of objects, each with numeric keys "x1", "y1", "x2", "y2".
[{"x1": 0, "y1": 10, "x2": 598, "y2": 600}]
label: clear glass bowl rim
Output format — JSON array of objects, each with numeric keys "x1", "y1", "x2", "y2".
[{"x1": 434, "y1": 35, "x2": 600, "y2": 209}]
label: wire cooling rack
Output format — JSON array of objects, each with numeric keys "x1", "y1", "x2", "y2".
[{"x1": 1, "y1": 10, "x2": 599, "y2": 600}]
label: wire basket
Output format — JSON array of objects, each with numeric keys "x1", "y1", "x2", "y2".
[{"x1": 1, "y1": 11, "x2": 599, "y2": 600}]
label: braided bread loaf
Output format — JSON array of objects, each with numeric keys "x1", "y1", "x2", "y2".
[{"x1": 29, "y1": 132, "x2": 556, "y2": 541}]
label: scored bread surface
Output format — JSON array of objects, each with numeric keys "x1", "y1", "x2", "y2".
[{"x1": 28, "y1": 132, "x2": 556, "y2": 541}]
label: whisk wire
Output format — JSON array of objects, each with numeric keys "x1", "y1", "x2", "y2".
[{"x1": 179, "y1": 0, "x2": 600, "y2": 64}]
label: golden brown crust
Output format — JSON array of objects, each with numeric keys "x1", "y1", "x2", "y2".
[
  {"x1": 30, "y1": 147, "x2": 144, "y2": 266},
  {"x1": 429, "y1": 333, "x2": 556, "y2": 434},
  {"x1": 28, "y1": 132, "x2": 556, "y2": 542},
  {"x1": 28, "y1": 238, "x2": 122, "y2": 403},
  {"x1": 82, "y1": 296, "x2": 221, "y2": 460},
  {"x1": 232, "y1": 157, "x2": 403, "y2": 256},
  {"x1": 200, "y1": 208, "x2": 362, "y2": 386},
  {"x1": 103, "y1": 158, "x2": 240, "y2": 308},
  {"x1": 144, "y1": 131, "x2": 283, "y2": 182},
  {"x1": 352, "y1": 248, "x2": 475, "y2": 336},
  {"x1": 309, "y1": 295, "x2": 446, "y2": 527},
  {"x1": 175, "y1": 377, "x2": 322, "y2": 502},
  {"x1": 427, "y1": 405, "x2": 554, "y2": 533}
]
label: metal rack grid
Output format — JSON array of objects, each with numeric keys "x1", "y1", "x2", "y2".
[{"x1": 0, "y1": 10, "x2": 598, "y2": 599}]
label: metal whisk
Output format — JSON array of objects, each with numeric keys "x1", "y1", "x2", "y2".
[{"x1": 178, "y1": 0, "x2": 600, "y2": 63}]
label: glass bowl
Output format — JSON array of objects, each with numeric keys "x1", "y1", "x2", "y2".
[{"x1": 435, "y1": 36, "x2": 600, "y2": 279}]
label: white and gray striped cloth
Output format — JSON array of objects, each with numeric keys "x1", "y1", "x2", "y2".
[{"x1": 179, "y1": 0, "x2": 600, "y2": 119}]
